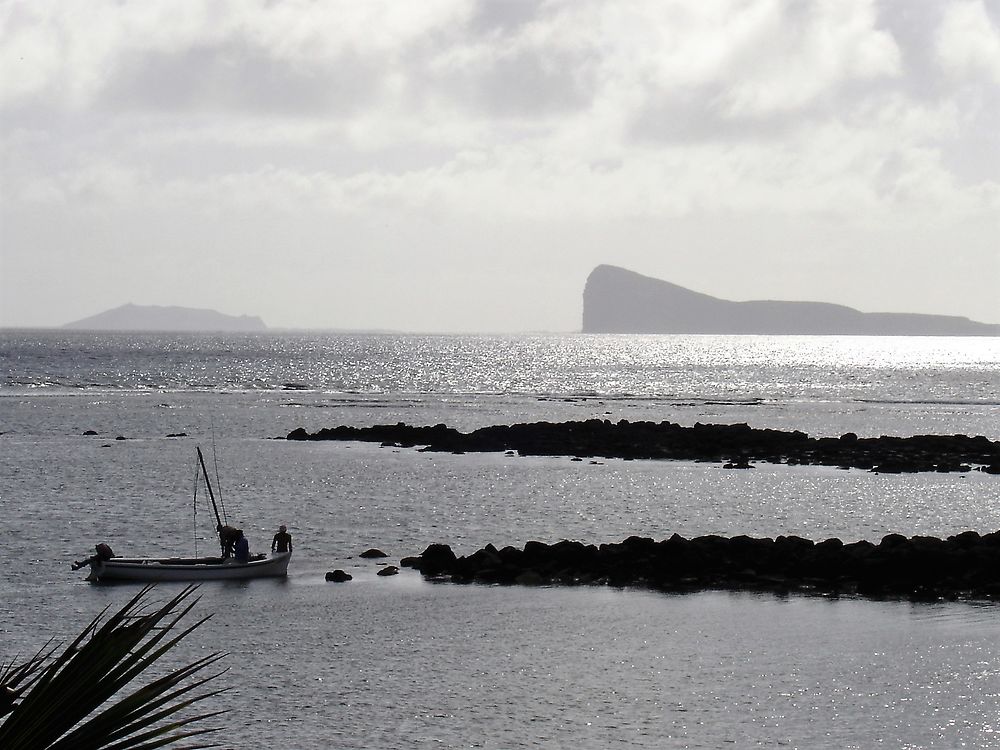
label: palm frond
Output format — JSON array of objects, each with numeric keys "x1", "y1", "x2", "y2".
[
  {"x1": 0, "y1": 585, "x2": 228, "y2": 750},
  {"x1": 0, "y1": 640, "x2": 60, "y2": 717}
]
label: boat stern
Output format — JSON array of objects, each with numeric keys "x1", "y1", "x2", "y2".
[{"x1": 85, "y1": 560, "x2": 105, "y2": 583}]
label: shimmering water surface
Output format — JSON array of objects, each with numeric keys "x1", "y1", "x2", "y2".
[{"x1": 2, "y1": 331, "x2": 999, "y2": 748}]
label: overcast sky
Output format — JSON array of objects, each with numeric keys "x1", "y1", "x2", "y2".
[{"x1": 2, "y1": 0, "x2": 998, "y2": 331}]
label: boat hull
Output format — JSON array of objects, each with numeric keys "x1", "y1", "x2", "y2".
[{"x1": 87, "y1": 551, "x2": 292, "y2": 583}]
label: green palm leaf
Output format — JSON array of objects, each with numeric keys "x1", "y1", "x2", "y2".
[{"x1": 0, "y1": 585, "x2": 228, "y2": 750}]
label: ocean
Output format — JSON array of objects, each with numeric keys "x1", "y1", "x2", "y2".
[{"x1": 2, "y1": 330, "x2": 999, "y2": 748}]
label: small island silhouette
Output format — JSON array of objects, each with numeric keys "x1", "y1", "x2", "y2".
[
  {"x1": 64, "y1": 303, "x2": 267, "y2": 332},
  {"x1": 583, "y1": 265, "x2": 1000, "y2": 336}
]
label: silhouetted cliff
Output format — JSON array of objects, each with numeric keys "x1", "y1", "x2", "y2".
[
  {"x1": 64, "y1": 303, "x2": 267, "y2": 332},
  {"x1": 582, "y1": 265, "x2": 1000, "y2": 335}
]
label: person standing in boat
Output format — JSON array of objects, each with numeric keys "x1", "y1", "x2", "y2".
[
  {"x1": 217, "y1": 523, "x2": 240, "y2": 558},
  {"x1": 233, "y1": 529, "x2": 250, "y2": 563},
  {"x1": 271, "y1": 525, "x2": 292, "y2": 554}
]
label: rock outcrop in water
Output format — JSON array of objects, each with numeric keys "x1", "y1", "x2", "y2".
[
  {"x1": 582, "y1": 265, "x2": 1000, "y2": 335},
  {"x1": 286, "y1": 420, "x2": 1000, "y2": 474},
  {"x1": 401, "y1": 532, "x2": 1000, "y2": 600}
]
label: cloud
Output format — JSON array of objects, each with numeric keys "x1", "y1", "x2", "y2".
[
  {"x1": 98, "y1": 40, "x2": 381, "y2": 116},
  {"x1": 2, "y1": 0, "x2": 903, "y2": 120},
  {"x1": 936, "y1": 0, "x2": 1000, "y2": 82},
  {"x1": 15, "y1": 96, "x2": 995, "y2": 227},
  {"x1": 0, "y1": 0, "x2": 470, "y2": 109}
]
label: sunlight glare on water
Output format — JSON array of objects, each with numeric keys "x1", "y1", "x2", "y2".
[{"x1": 1, "y1": 331, "x2": 999, "y2": 748}]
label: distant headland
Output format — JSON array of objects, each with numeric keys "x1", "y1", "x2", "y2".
[
  {"x1": 583, "y1": 265, "x2": 1000, "y2": 336},
  {"x1": 63, "y1": 303, "x2": 267, "y2": 332}
]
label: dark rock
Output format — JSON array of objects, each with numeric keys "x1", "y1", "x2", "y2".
[
  {"x1": 467, "y1": 546, "x2": 502, "y2": 570},
  {"x1": 879, "y1": 533, "x2": 908, "y2": 549},
  {"x1": 115, "y1": 436, "x2": 127, "y2": 441},
  {"x1": 377, "y1": 565, "x2": 399, "y2": 577},
  {"x1": 284, "y1": 419, "x2": 1000, "y2": 474},
  {"x1": 415, "y1": 543, "x2": 458, "y2": 576},
  {"x1": 166, "y1": 432, "x2": 187, "y2": 438},
  {"x1": 325, "y1": 570, "x2": 352, "y2": 582},
  {"x1": 948, "y1": 530, "x2": 981, "y2": 548},
  {"x1": 400, "y1": 529, "x2": 1000, "y2": 601},
  {"x1": 83, "y1": 430, "x2": 98, "y2": 436},
  {"x1": 523, "y1": 540, "x2": 550, "y2": 558},
  {"x1": 360, "y1": 548, "x2": 388, "y2": 559},
  {"x1": 498, "y1": 545, "x2": 523, "y2": 564}
]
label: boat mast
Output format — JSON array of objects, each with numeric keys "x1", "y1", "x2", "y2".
[{"x1": 197, "y1": 447, "x2": 224, "y2": 533}]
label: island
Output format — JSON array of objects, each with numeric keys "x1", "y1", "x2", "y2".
[
  {"x1": 64, "y1": 303, "x2": 267, "y2": 332},
  {"x1": 582, "y1": 265, "x2": 1000, "y2": 335}
]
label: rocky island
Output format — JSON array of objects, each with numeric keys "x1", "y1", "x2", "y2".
[
  {"x1": 64, "y1": 303, "x2": 266, "y2": 332},
  {"x1": 582, "y1": 265, "x2": 1000, "y2": 335}
]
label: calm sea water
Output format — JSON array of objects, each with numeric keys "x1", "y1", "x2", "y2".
[{"x1": 2, "y1": 331, "x2": 1000, "y2": 748}]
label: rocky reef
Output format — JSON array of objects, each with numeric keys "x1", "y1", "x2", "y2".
[
  {"x1": 287, "y1": 419, "x2": 1000, "y2": 474},
  {"x1": 401, "y1": 532, "x2": 1000, "y2": 600}
]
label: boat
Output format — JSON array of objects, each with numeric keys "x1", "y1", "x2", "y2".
[
  {"x1": 77, "y1": 446, "x2": 292, "y2": 583},
  {"x1": 84, "y1": 550, "x2": 292, "y2": 583}
]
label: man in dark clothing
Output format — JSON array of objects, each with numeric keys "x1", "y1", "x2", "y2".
[
  {"x1": 233, "y1": 529, "x2": 250, "y2": 563},
  {"x1": 217, "y1": 524, "x2": 240, "y2": 558},
  {"x1": 271, "y1": 525, "x2": 293, "y2": 554}
]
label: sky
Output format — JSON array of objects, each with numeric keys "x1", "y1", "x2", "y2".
[{"x1": 1, "y1": 0, "x2": 999, "y2": 332}]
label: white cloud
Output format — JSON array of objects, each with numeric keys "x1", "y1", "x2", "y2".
[
  {"x1": 0, "y1": 0, "x2": 472, "y2": 108},
  {"x1": 13, "y1": 91, "x2": 992, "y2": 226},
  {"x1": 525, "y1": 0, "x2": 901, "y2": 122},
  {"x1": 936, "y1": 0, "x2": 1000, "y2": 82},
  {"x1": 718, "y1": 0, "x2": 900, "y2": 116},
  {"x1": 2, "y1": 0, "x2": 903, "y2": 120}
]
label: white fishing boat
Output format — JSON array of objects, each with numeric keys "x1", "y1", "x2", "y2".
[
  {"x1": 84, "y1": 550, "x2": 292, "y2": 583},
  {"x1": 76, "y1": 446, "x2": 292, "y2": 583}
]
